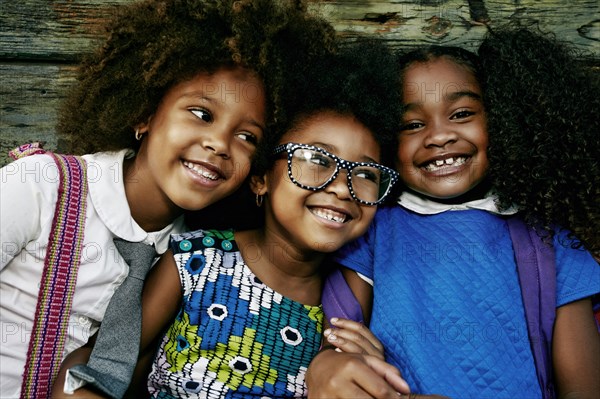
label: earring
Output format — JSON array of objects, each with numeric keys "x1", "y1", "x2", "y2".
[
  {"x1": 135, "y1": 129, "x2": 143, "y2": 141},
  {"x1": 255, "y1": 194, "x2": 264, "y2": 207}
]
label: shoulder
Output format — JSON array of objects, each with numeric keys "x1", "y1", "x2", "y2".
[
  {"x1": 81, "y1": 149, "x2": 131, "y2": 175},
  {"x1": 81, "y1": 149, "x2": 131, "y2": 162},
  {"x1": 552, "y1": 227, "x2": 600, "y2": 306},
  {"x1": 1, "y1": 153, "x2": 60, "y2": 195},
  {"x1": 552, "y1": 227, "x2": 598, "y2": 267},
  {"x1": 2, "y1": 152, "x2": 57, "y2": 177}
]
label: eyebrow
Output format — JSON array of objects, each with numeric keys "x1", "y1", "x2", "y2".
[
  {"x1": 404, "y1": 89, "x2": 482, "y2": 111},
  {"x1": 444, "y1": 90, "x2": 482, "y2": 102},
  {"x1": 181, "y1": 93, "x2": 217, "y2": 104},
  {"x1": 247, "y1": 118, "x2": 265, "y2": 131},
  {"x1": 310, "y1": 141, "x2": 378, "y2": 164},
  {"x1": 181, "y1": 90, "x2": 216, "y2": 102}
]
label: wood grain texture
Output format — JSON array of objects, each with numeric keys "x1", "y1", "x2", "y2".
[
  {"x1": 308, "y1": 0, "x2": 600, "y2": 53},
  {"x1": 0, "y1": 0, "x2": 127, "y2": 61},
  {"x1": 0, "y1": 63, "x2": 78, "y2": 165},
  {"x1": 1, "y1": 0, "x2": 599, "y2": 166}
]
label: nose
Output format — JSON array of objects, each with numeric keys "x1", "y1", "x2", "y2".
[
  {"x1": 423, "y1": 120, "x2": 458, "y2": 148},
  {"x1": 202, "y1": 126, "x2": 231, "y2": 159},
  {"x1": 324, "y1": 169, "x2": 353, "y2": 201}
]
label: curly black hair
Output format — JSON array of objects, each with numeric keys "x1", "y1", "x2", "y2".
[
  {"x1": 57, "y1": 0, "x2": 337, "y2": 154},
  {"x1": 187, "y1": 40, "x2": 403, "y2": 230},
  {"x1": 252, "y1": 40, "x2": 403, "y2": 176},
  {"x1": 479, "y1": 25, "x2": 600, "y2": 256},
  {"x1": 397, "y1": 45, "x2": 483, "y2": 81}
]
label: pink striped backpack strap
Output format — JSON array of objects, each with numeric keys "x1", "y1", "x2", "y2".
[{"x1": 12, "y1": 145, "x2": 88, "y2": 398}]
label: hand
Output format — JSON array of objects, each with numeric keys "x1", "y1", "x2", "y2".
[
  {"x1": 324, "y1": 317, "x2": 385, "y2": 359},
  {"x1": 306, "y1": 349, "x2": 410, "y2": 398}
]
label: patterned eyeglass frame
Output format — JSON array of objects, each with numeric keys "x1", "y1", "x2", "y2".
[{"x1": 272, "y1": 142, "x2": 399, "y2": 206}]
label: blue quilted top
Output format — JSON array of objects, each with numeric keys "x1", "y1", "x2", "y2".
[{"x1": 336, "y1": 206, "x2": 600, "y2": 398}]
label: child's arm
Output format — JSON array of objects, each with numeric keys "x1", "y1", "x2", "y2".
[
  {"x1": 306, "y1": 268, "x2": 410, "y2": 397},
  {"x1": 126, "y1": 249, "x2": 183, "y2": 395},
  {"x1": 553, "y1": 297, "x2": 600, "y2": 399},
  {"x1": 51, "y1": 340, "x2": 103, "y2": 398},
  {"x1": 51, "y1": 250, "x2": 182, "y2": 398}
]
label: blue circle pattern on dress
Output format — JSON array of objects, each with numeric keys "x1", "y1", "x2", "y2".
[
  {"x1": 179, "y1": 239, "x2": 192, "y2": 252},
  {"x1": 221, "y1": 239, "x2": 233, "y2": 251},
  {"x1": 202, "y1": 236, "x2": 215, "y2": 247}
]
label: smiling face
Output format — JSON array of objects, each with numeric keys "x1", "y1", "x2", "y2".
[
  {"x1": 398, "y1": 57, "x2": 489, "y2": 201},
  {"x1": 256, "y1": 111, "x2": 380, "y2": 254},
  {"x1": 132, "y1": 67, "x2": 266, "y2": 215}
]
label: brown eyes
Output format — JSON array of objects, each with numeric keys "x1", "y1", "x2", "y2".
[
  {"x1": 451, "y1": 110, "x2": 475, "y2": 120},
  {"x1": 190, "y1": 108, "x2": 212, "y2": 123}
]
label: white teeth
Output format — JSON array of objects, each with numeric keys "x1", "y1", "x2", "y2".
[
  {"x1": 311, "y1": 208, "x2": 347, "y2": 223},
  {"x1": 183, "y1": 161, "x2": 219, "y2": 180},
  {"x1": 424, "y1": 156, "x2": 467, "y2": 172}
]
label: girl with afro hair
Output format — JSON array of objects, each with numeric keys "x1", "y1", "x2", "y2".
[
  {"x1": 0, "y1": 0, "x2": 337, "y2": 397},
  {"x1": 306, "y1": 25, "x2": 600, "y2": 398}
]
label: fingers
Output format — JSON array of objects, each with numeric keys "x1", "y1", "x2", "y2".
[
  {"x1": 323, "y1": 318, "x2": 384, "y2": 358},
  {"x1": 339, "y1": 355, "x2": 410, "y2": 398},
  {"x1": 324, "y1": 329, "x2": 381, "y2": 358},
  {"x1": 331, "y1": 318, "x2": 384, "y2": 351},
  {"x1": 363, "y1": 356, "x2": 411, "y2": 395},
  {"x1": 306, "y1": 350, "x2": 409, "y2": 399}
]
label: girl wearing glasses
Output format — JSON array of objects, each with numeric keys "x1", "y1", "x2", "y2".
[{"x1": 119, "y1": 42, "x2": 410, "y2": 397}]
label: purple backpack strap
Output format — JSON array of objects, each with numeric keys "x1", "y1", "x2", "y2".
[
  {"x1": 10, "y1": 144, "x2": 88, "y2": 398},
  {"x1": 322, "y1": 268, "x2": 364, "y2": 324},
  {"x1": 507, "y1": 217, "x2": 556, "y2": 399}
]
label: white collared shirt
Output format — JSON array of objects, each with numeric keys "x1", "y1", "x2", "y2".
[
  {"x1": 397, "y1": 190, "x2": 519, "y2": 216},
  {"x1": 0, "y1": 150, "x2": 185, "y2": 397}
]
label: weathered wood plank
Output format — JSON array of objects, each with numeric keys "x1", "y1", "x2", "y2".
[
  {"x1": 0, "y1": 63, "x2": 77, "y2": 166},
  {"x1": 1, "y1": 0, "x2": 599, "y2": 60},
  {"x1": 0, "y1": 0, "x2": 127, "y2": 61},
  {"x1": 308, "y1": 0, "x2": 600, "y2": 54}
]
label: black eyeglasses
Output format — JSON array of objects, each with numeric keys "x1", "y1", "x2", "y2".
[{"x1": 272, "y1": 143, "x2": 399, "y2": 205}]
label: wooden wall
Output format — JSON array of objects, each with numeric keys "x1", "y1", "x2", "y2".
[{"x1": 1, "y1": 0, "x2": 599, "y2": 167}]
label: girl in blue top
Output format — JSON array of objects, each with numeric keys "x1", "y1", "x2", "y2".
[{"x1": 306, "y1": 26, "x2": 600, "y2": 398}]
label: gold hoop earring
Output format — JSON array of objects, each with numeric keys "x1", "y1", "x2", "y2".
[
  {"x1": 255, "y1": 194, "x2": 264, "y2": 207},
  {"x1": 135, "y1": 129, "x2": 143, "y2": 141}
]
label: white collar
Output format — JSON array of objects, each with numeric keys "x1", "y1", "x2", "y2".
[
  {"x1": 83, "y1": 150, "x2": 185, "y2": 254},
  {"x1": 397, "y1": 190, "x2": 519, "y2": 216}
]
